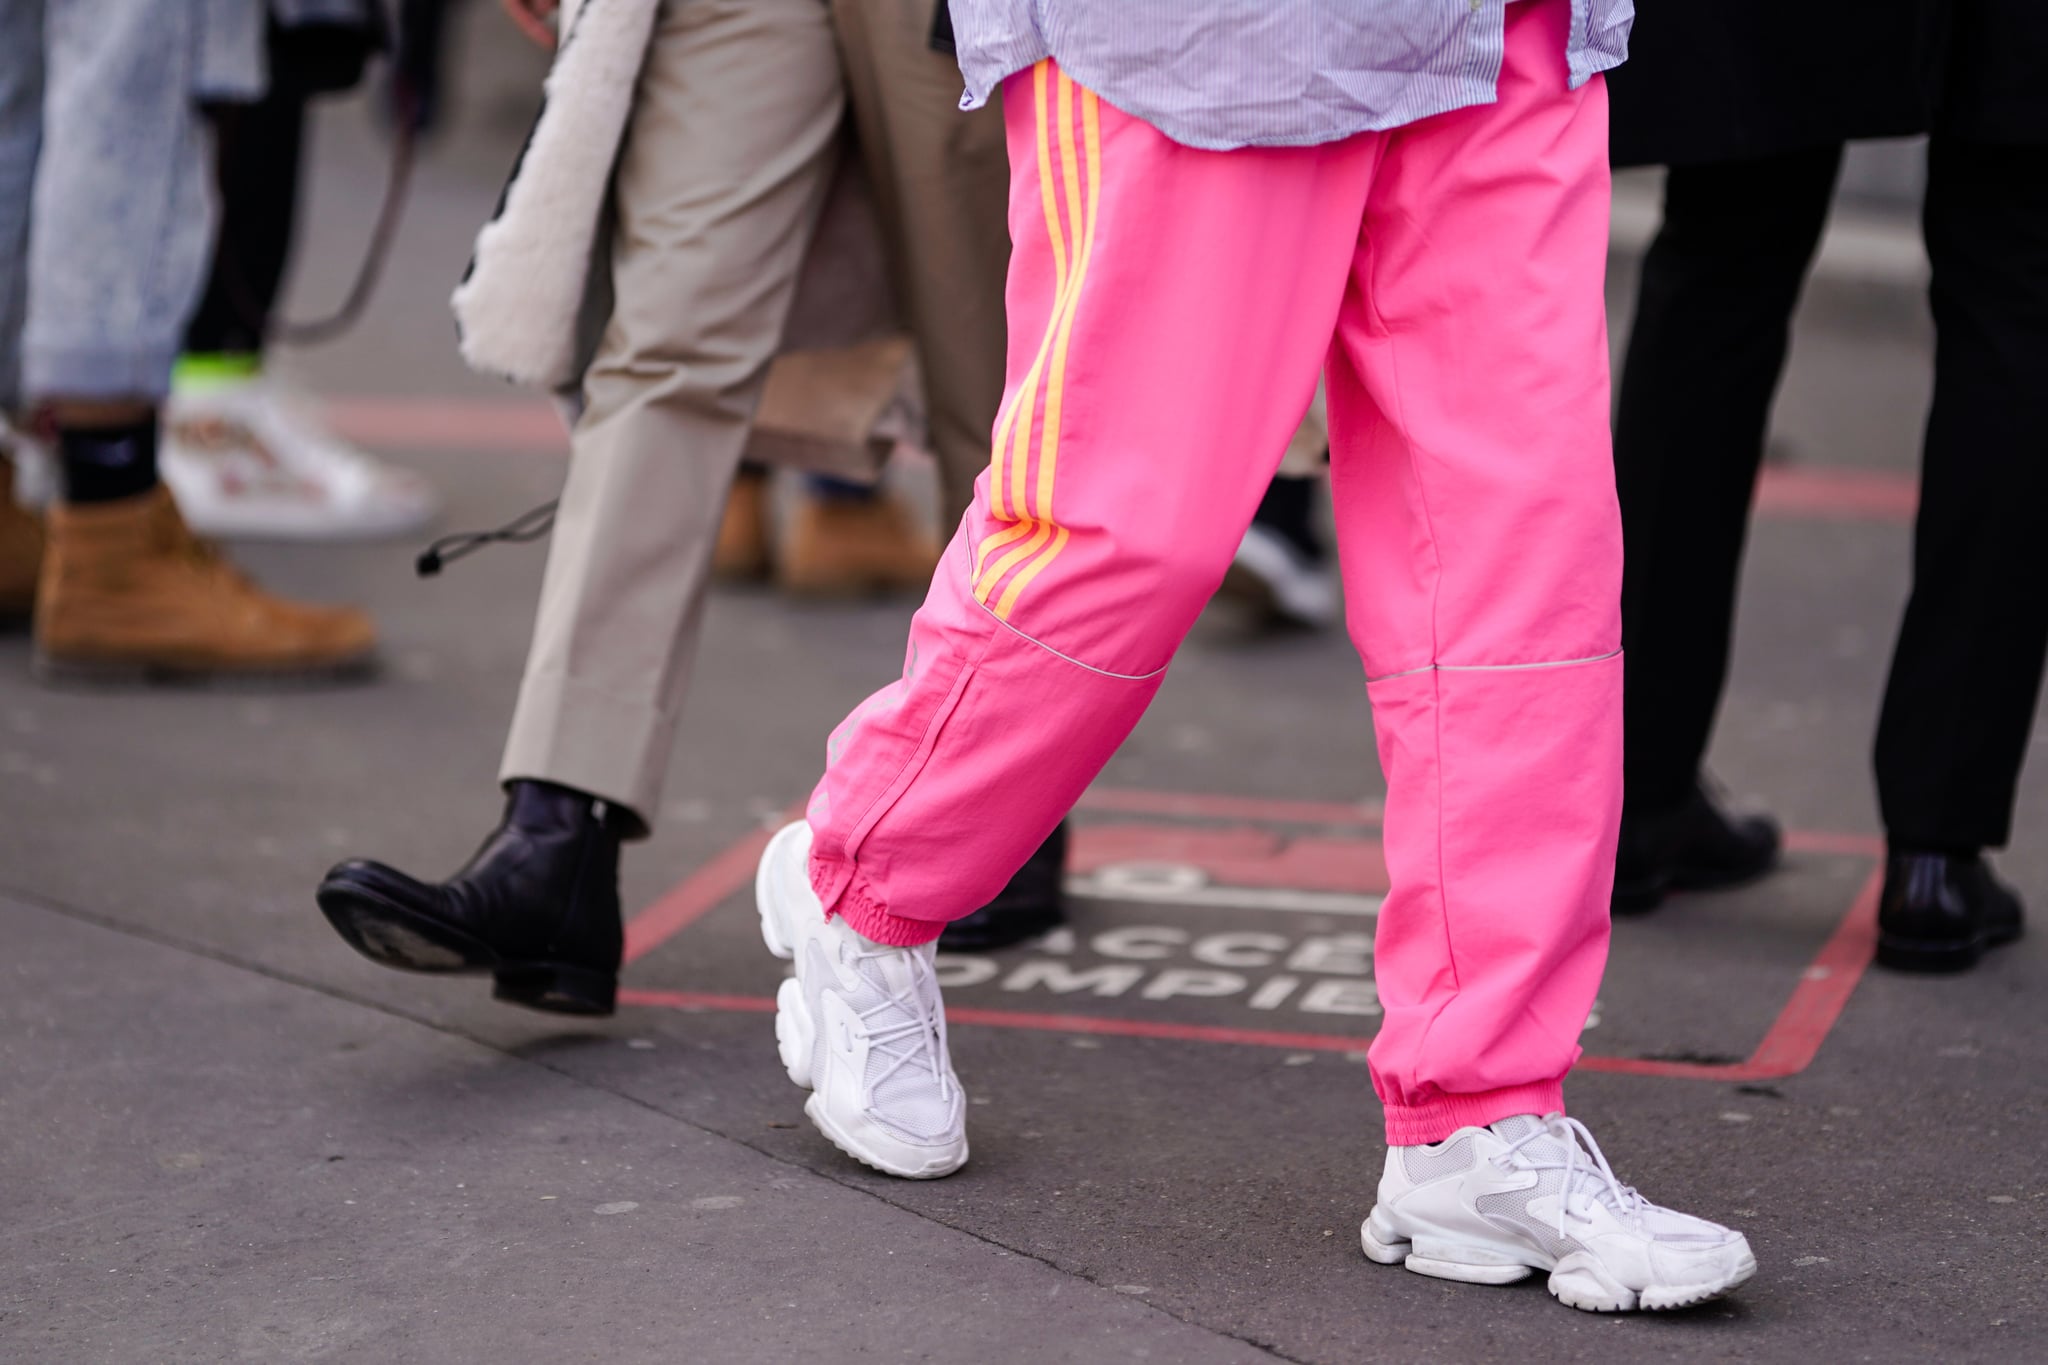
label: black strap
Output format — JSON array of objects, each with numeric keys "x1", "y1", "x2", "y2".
[{"x1": 416, "y1": 499, "x2": 558, "y2": 577}]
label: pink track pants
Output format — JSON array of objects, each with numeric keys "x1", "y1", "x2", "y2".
[{"x1": 805, "y1": 0, "x2": 1620, "y2": 1145}]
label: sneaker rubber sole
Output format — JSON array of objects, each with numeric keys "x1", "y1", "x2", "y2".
[{"x1": 1361, "y1": 1205, "x2": 1757, "y2": 1313}]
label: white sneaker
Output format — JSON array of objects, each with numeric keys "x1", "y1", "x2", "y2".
[
  {"x1": 756, "y1": 821, "x2": 968, "y2": 1179},
  {"x1": 1363, "y1": 1113, "x2": 1756, "y2": 1313},
  {"x1": 164, "y1": 377, "x2": 440, "y2": 541},
  {"x1": 0, "y1": 415, "x2": 57, "y2": 509}
]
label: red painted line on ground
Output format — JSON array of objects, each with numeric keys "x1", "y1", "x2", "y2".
[
  {"x1": 1739, "y1": 861, "x2": 1884, "y2": 1077},
  {"x1": 618, "y1": 792, "x2": 1885, "y2": 1082},
  {"x1": 1783, "y1": 829, "x2": 1888, "y2": 858},
  {"x1": 322, "y1": 398, "x2": 567, "y2": 454},
  {"x1": 1578, "y1": 864, "x2": 1882, "y2": 1081},
  {"x1": 621, "y1": 823, "x2": 780, "y2": 964},
  {"x1": 1755, "y1": 466, "x2": 1917, "y2": 523}
]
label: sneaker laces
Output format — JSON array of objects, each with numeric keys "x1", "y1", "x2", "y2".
[
  {"x1": 1494, "y1": 1114, "x2": 1649, "y2": 1240},
  {"x1": 845, "y1": 943, "x2": 955, "y2": 1107}
]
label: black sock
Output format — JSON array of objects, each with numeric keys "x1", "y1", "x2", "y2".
[
  {"x1": 504, "y1": 779, "x2": 611, "y2": 834},
  {"x1": 59, "y1": 419, "x2": 160, "y2": 504}
]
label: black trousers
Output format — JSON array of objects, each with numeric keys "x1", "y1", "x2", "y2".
[
  {"x1": 183, "y1": 83, "x2": 309, "y2": 355},
  {"x1": 1616, "y1": 138, "x2": 2048, "y2": 851}
]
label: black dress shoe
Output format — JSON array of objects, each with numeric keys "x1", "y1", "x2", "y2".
[
  {"x1": 315, "y1": 780, "x2": 625, "y2": 1016},
  {"x1": 1875, "y1": 849, "x2": 2025, "y2": 974},
  {"x1": 1613, "y1": 782, "x2": 1781, "y2": 914},
  {"x1": 939, "y1": 820, "x2": 1068, "y2": 952}
]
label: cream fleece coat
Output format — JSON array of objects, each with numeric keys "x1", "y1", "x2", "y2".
[
  {"x1": 447, "y1": 0, "x2": 914, "y2": 472},
  {"x1": 450, "y1": 0, "x2": 658, "y2": 389}
]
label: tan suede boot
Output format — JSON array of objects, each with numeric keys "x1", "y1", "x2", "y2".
[
  {"x1": 778, "y1": 492, "x2": 938, "y2": 597},
  {"x1": 33, "y1": 487, "x2": 377, "y2": 682},
  {"x1": 0, "y1": 454, "x2": 44, "y2": 622},
  {"x1": 712, "y1": 468, "x2": 773, "y2": 581}
]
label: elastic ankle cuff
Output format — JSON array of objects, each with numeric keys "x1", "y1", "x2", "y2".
[
  {"x1": 1383, "y1": 1080, "x2": 1567, "y2": 1146},
  {"x1": 810, "y1": 860, "x2": 945, "y2": 947}
]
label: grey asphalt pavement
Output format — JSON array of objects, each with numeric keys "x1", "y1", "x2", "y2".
[{"x1": 1, "y1": 29, "x2": 2043, "y2": 1365}]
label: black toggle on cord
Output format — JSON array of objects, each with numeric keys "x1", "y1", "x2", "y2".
[{"x1": 416, "y1": 499, "x2": 558, "y2": 577}]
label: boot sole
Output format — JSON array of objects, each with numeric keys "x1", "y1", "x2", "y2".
[
  {"x1": 33, "y1": 647, "x2": 378, "y2": 688},
  {"x1": 1613, "y1": 851, "x2": 1782, "y2": 916},
  {"x1": 1873, "y1": 927, "x2": 2025, "y2": 975},
  {"x1": 315, "y1": 879, "x2": 617, "y2": 1017}
]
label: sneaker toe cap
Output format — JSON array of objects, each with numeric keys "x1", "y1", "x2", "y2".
[{"x1": 1648, "y1": 1227, "x2": 1754, "y2": 1286}]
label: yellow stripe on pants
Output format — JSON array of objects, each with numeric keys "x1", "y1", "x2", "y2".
[{"x1": 992, "y1": 82, "x2": 1100, "y2": 619}]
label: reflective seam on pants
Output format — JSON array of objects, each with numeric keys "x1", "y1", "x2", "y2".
[
  {"x1": 971, "y1": 592, "x2": 1166, "y2": 682},
  {"x1": 1364, "y1": 649, "x2": 1622, "y2": 685}
]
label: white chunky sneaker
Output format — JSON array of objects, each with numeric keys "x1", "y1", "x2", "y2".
[
  {"x1": 164, "y1": 377, "x2": 440, "y2": 542},
  {"x1": 1362, "y1": 1113, "x2": 1756, "y2": 1313},
  {"x1": 756, "y1": 821, "x2": 968, "y2": 1179}
]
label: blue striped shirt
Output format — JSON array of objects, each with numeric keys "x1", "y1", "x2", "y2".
[{"x1": 948, "y1": 0, "x2": 1634, "y2": 150}]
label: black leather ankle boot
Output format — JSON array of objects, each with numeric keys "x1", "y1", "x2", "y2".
[
  {"x1": 1613, "y1": 781, "x2": 1781, "y2": 914},
  {"x1": 1875, "y1": 849, "x2": 2025, "y2": 974},
  {"x1": 939, "y1": 820, "x2": 1069, "y2": 952},
  {"x1": 315, "y1": 780, "x2": 625, "y2": 1015}
]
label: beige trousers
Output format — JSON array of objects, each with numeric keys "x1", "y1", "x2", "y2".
[{"x1": 499, "y1": 0, "x2": 1008, "y2": 834}]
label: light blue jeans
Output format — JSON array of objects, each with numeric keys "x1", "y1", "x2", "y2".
[{"x1": 0, "y1": 0, "x2": 263, "y2": 409}]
